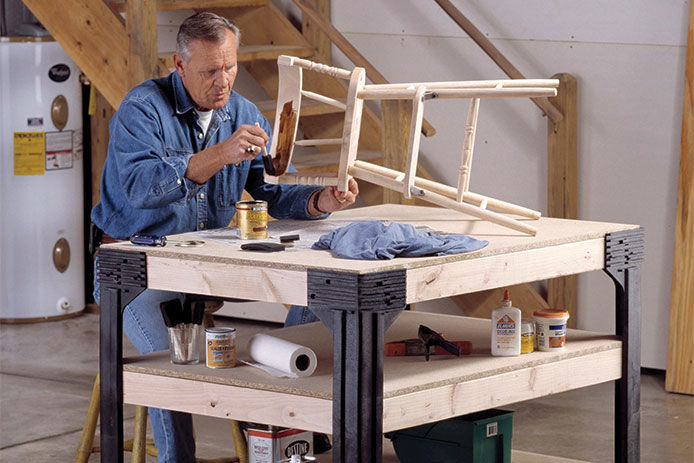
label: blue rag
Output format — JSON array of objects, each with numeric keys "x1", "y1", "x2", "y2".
[{"x1": 312, "y1": 220, "x2": 488, "y2": 260}]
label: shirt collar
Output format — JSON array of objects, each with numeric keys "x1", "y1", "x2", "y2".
[{"x1": 172, "y1": 71, "x2": 196, "y2": 115}]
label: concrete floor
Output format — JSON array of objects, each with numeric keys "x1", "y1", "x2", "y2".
[{"x1": 1, "y1": 312, "x2": 692, "y2": 462}]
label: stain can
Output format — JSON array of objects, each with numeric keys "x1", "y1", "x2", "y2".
[
  {"x1": 236, "y1": 200, "x2": 268, "y2": 239},
  {"x1": 520, "y1": 318, "x2": 535, "y2": 354},
  {"x1": 205, "y1": 327, "x2": 237, "y2": 368}
]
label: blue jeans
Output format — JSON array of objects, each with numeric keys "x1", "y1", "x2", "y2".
[
  {"x1": 94, "y1": 261, "x2": 196, "y2": 463},
  {"x1": 284, "y1": 305, "x2": 319, "y2": 327}
]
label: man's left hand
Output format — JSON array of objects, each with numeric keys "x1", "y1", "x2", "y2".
[{"x1": 311, "y1": 178, "x2": 359, "y2": 215}]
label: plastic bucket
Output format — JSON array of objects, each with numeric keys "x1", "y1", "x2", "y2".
[{"x1": 533, "y1": 309, "x2": 570, "y2": 351}]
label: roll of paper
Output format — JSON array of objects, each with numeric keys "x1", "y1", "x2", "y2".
[{"x1": 246, "y1": 333, "x2": 317, "y2": 378}]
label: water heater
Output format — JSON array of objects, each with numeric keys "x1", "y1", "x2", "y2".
[{"x1": 0, "y1": 37, "x2": 84, "y2": 321}]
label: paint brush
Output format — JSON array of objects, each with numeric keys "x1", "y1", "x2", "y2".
[{"x1": 255, "y1": 122, "x2": 276, "y2": 175}]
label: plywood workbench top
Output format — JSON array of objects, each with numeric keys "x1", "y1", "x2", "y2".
[{"x1": 100, "y1": 204, "x2": 638, "y2": 274}]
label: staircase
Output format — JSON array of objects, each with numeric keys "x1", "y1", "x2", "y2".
[{"x1": 22, "y1": 0, "x2": 396, "y2": 200}]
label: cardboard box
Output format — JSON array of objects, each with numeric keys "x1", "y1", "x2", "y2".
[{"x1": 247, "y1": 426, "x2": 313, "y2": 463}]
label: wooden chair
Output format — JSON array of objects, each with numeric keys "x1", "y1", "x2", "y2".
[{"x1": 263, "y1": 55, "x2": 560, "y2": 235}]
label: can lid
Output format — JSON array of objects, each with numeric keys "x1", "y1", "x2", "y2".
[
  {"x1": 205, "y1": 327, "x2": 236, "y2": 333},
  {"x1": 533, "y1": 308, "x2": 570, "y2": 318}
]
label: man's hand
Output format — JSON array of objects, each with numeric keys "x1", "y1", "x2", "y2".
[
  {"x1": 309, "y1": 178, "x2": 359, "y2": 216},
  {"x1": 219, "y1": 124, "x2": 269, "y2": 165},
  {"x1": 185, "y1": 124, "x2": 269, "y2": 184}
]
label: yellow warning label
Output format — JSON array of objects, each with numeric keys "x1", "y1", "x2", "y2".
[{"x1": 14, "y1": 132, "x2": 45, "y2": 176}]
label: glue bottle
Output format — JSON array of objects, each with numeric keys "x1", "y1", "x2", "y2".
[{"x1": 491, "y1": 290, "x2": 521, "y2": 356}]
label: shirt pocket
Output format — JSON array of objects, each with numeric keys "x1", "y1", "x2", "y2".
[{"x1": 215, "y1": 165, "x2": 242, "y2": 210}]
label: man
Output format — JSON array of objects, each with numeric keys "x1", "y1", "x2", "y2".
[{"x1": 91, "y1": 12, "x2": 358, "y2": 462}]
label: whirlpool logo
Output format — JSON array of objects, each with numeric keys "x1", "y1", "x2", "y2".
[
  {"x1": 48, "y1": 64, "x2": 70, "y2": 82},
  {"x1": 285, "y1": 440, "x2": 310, "y2": 457}
]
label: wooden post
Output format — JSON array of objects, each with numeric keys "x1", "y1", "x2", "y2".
[
  {"x1": 381, "y1": 100, "x2": 414, "y2": 205},
  {"x1": 301, "y1": 0, "x2": 331, "y2": 64},
  {"x1": 666, "y1": 2, "x2": 694, "y2": 395},
  {"x1": 91, "y1": 90, "x2": 116, "y2": 207},
  {"x1": 547, "y1": 73, "x2": 577, "y2": 327},
  {"x1": 126, "y1": 0, "x2": 158, "y2": 88}
]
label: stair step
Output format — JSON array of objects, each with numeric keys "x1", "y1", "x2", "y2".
[
  {"x1": 158, "y1": 44, "x2": 314, "y2": 70},
  {"x1": 108, "y1": 0, "x2": 267, "y2": 12},
  {"x1": 256, "y1": 98, "x2": 346, "y2": 119}
]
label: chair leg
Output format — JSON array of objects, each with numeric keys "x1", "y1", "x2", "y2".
[
  {"x1": 131, "y1": 406, "x2": 148, "y2": 463},
  {"x1": 75, "y1": 372, "x2": 100, "y2": 463},
  {"x1": 230, "y1": 420, "x2": 248, "y2": 463}
]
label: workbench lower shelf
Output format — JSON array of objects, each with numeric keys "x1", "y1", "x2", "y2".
[{"x1": 123, "y1": 311, "x2": 621, "y2": 436}]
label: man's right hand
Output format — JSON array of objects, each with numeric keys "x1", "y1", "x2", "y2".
[
  {"x1": 185, "y1": 124, "x2": 269, "y2": 184},
  {"x1": 219, "y1": 123, "x2": 269, "y2": 165}
]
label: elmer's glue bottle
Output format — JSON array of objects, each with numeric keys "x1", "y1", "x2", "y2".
[{"x1": 491, "y1": 290, "x2": 521, "y2": 356}]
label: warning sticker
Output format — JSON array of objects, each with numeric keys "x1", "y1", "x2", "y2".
[
  {"x1": 45, "y1": 130, "x2": 73, "y2": 170},
  {"x1": 13, "y1": 132, "x2": 45, "y2": 176},
  {"x1": 72, "y1": 128, "x2": 83, "y2": 161}
]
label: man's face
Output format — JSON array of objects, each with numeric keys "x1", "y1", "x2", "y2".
[{"x1": 174, "y1": 29, "x2": 238, "y2": 111}]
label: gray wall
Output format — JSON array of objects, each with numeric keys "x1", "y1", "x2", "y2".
[{"x1": 325, "y1": 0, "x2": 688, "y2": 369}]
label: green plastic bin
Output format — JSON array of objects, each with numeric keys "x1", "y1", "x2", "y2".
[{"x1": 385, "y1": 409, "x2": 514, "y2": 463}]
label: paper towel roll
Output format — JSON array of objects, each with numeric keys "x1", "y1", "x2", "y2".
[{"x1": 247, "y1": 333, "x2": 317, "y2": 377}]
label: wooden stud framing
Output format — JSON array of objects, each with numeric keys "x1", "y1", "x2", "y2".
[
  {"x1": 666, "y1": 2, "x2": 694, "y2": 395},
  {"x1": 547, "y1": 73, "x2": 578, "y2": 326},
  {"x1": 126, "y1": 0, "x2": 159, "y2": 87},
  {"x1": 301, "y1": 0, "x2": 331, "y2": 64}
]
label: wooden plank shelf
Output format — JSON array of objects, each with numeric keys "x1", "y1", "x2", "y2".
[{"x1": 123, "y1": 311, "x2": 621, "y2": 434}]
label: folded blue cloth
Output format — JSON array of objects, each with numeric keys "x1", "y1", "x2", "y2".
[{"x1": 312, "y1": 220, "x2": 488, "y2": 260}]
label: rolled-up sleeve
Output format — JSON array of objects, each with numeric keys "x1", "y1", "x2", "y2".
[{"x1": 111, "y1": 98, "x2": 193, "y2": 209}]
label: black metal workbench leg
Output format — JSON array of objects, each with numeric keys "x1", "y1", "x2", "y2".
[
  {"x1": 308, "y1": 269, "x2": 406, "y2": 463},
  {"x1": 97, "y1": 250, "x2": 147, "y2": 463},
  {"x1": 605, "y1": 229, "x2": 644, "y2": 463}
]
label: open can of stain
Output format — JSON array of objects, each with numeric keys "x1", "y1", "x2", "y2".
[
  {"x1": 205, "y1": 327, "x2": 237, "y2": 368},
  {"x1": 236, "y1": 200, "x2": 268, "y2": 239}
]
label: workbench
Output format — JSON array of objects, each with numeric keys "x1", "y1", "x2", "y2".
[{"x1": 97, "y1": 204, "x2": 643, "y2": 463}]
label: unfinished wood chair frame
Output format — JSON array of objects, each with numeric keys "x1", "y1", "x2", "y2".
[{"x1": 264, "y1": 55, "x2": 559, "y2": 235}]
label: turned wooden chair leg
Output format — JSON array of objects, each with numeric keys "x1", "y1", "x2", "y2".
[
  {"x1": 229, "y1": 419, "x2": 247, "y2": 463},
  {"x1": 75, "y1": 372, "x2": 100, "y2": 463}
]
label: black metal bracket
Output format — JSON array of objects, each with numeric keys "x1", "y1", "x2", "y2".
[
  {"x1": 97, "y1": 249, "x2": 147, "y2": 463},
  {"x1": 604, "y1": 228, "x2": 644, "y2": 463},
  {"x1": 308, "y1": 269, "x2": 406, "y2": 463}
]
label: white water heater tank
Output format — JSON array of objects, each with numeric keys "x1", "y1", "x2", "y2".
[{"x1": 0, "y1": 38, "x2": 84, "y2": 321}]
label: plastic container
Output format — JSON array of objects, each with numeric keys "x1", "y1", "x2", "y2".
[
  {"x1": 385, "y1": 409, "x2": 514, "y2": 463},
  {"x1": 533, "y1": 308, "x2": 570, "y2": 351},
  {"x1": 520, "y1": 318, "x2": 535, "y2": 354},
  {"x1": 491, "y1": 290, "x2": 521, "y2": 356}
]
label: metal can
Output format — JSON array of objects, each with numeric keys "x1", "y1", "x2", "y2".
[
  {"x1": 236, "y1": 200, "x2": 268, "y2": 239},
  {"x1": 520, "y1": 318, "x2": 535, "y2": 354},
  {"x1": 205, "y1": 327, "x2": 236, "y2": 368}
]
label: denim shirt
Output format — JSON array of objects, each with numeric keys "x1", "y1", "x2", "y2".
[{"x1": 91, "y1": 71, "x2": 323, "y2": 239}]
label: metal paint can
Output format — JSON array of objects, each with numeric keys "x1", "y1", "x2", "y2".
[
  {"x1": 205, "y1": 327, "x2": 237, "y2": 368},
  {"x1": 236, "y1": 200, "x2": 268, "y2": 239}
]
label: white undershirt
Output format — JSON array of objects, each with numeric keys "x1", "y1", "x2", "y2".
[{"x1": 195, "y1": 108, "x2": 214, "y2": 136}]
